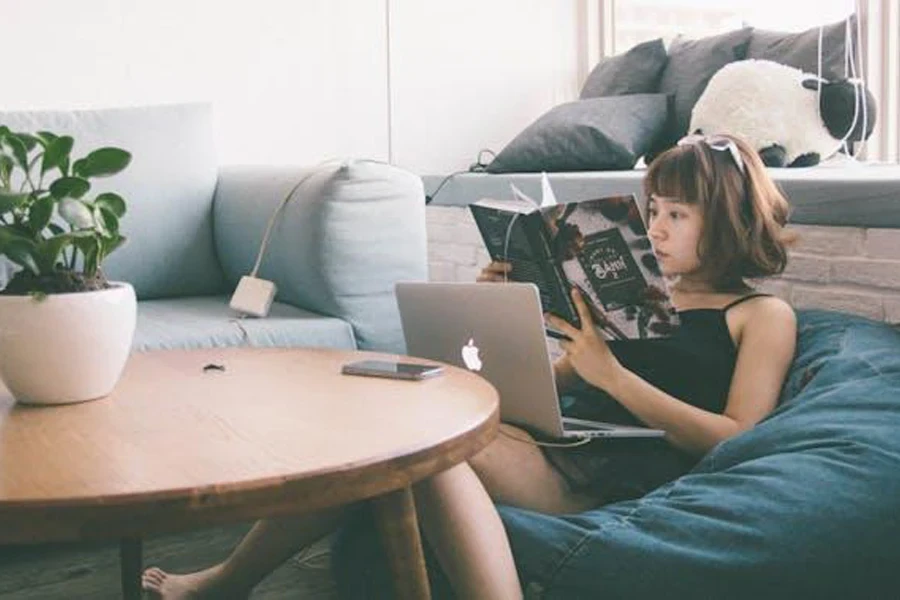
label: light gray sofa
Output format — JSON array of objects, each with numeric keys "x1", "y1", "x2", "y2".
[{"x1": 0, "y1": 103, "x2": 427, "y2": 354}]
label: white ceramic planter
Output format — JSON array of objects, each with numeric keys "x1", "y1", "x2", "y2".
[{"x1": 0, "y1": 282, "x2": 137, "y2": 405}]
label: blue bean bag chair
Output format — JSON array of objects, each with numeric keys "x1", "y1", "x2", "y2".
[{"x1": 332, "y1": 310, "x2": 900, "y2": 599}]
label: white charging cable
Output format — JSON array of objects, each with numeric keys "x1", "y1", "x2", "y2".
[
  {"x1": 229, "y1": 158, "x2": 344, "y2": 317},
  {"x1": 250, "y1": 158, "x2": 343, "y2": 277}
]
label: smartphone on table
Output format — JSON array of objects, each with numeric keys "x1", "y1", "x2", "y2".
[{"x1": 341, "y1": 360, "x2": 444, "y2": 381}]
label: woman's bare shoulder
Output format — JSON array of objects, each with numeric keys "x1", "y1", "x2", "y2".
[{"x1": 733, "y1": 295, "x2": 796, "y2": 344}]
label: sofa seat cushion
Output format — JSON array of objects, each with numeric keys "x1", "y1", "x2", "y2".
[{"x1": 133, "y1": 296, "x2": 356, "y2": 352}]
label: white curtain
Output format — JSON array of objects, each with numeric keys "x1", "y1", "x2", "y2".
[{"x1": 860, "y1": 0, "x2": 899, "y2": 162}]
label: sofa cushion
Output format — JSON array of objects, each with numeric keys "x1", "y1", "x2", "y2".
[
  {"x1": 747, "y1": 15, "x2": 858, "y2": 81},
  {"x1": 657, "y1": 28, "x2": 753, "y2": 141},
  {"x1": 133, "y1": 296, "x2": 356, "y2": 351},
  {"x1": 485, "y1": 95, "x2": 670, "y2": 173},
  {"x1": 580, "y1": 38, "x2": 668, "y2": 98},
  {"x1": 0, "y1": 103, "x2": 225, "y2": 300},
  {"x1": 213, "y1": 160, "x2": 427, "y2": 353}
]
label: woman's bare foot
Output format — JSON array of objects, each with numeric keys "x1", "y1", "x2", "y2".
[{"x1": 141, "y1": 564, "x2": 249, "y2": 599}]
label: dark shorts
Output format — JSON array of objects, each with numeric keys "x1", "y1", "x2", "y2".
[
  {"x1": 543, "y1": 436, "x2": 692, "y2": 504},
  {"x1": 542, "y1": 393, "x2": 694, "y2": 504}
]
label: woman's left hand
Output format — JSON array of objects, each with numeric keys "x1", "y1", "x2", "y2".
[{"x1": 545, "y1": 287, "x2": 622, "y2": 389}]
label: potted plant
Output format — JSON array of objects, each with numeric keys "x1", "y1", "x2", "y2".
[{"x1": 0, "y1": 126, "x2": 135, "y2": 405}]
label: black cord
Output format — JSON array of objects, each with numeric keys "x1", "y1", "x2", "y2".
[
  {"x1": 425, "y1": 148, "x2": 497, "y2": 205},
  {"x1": 425, "y1": 168, "x2": 469, "y2": 205}
]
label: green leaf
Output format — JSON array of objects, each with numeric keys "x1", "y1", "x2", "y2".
[
  {"x1": 74, "y1": 235, "x2": 99, "y2": 276},
  {"x1": 94, "y1": 192, "x2": 126, "y2": 218},
  {"x1": 73, "y1": 147, "x2": 131, "y2": 178},
  {"x1": 71, "y1": 158, "x2": 86, "y2": 176},
  {"x1": 73, "y1": 234, "x2": 98, "y2": 252},
  {"x1": 58, "y1": 198, "x2": 94, "y2": 229},
  {"x1": 28, "y1": 195, "x2": 54, "y2": 233},
  {"x1": 34, "y1": 131, "x2": 59, "y2": 147},
  {"x1": 3, "y1": 135, "x2": 28, "y2": 169},
  {"x1": 41, "y1": 135, "x2": 73, "y2": 174},
  {"x1": 91, "y1": 205, "x2": 108, "y2": 236},
  {"x1": 4, "y1": 222, "x2": 32, "y2": 238},
  {"x1": 0, "y1": 226, "x2": 31, "y2": 247},
  {"x1": 103, "y1": 233, "x2": 126, "y2": 256},
  {"x1": 35, "y1": 233, "x2": 78, "y2": 272},
  {"x1": 0, "y1": 155, "x2": 13, "y2": 185},
  {"x1": 0, "y1": 190, "x2": 31, "y2": 214},
  {"x1": 49, "y1": 176, "x2": 90, "y2": 199},
  {"x1": 4, "y1": 239, "x2": 39, "y2": 275},
  {"x1": 14, "y1": 133, "x2": 39, "y2": 152},
  {"x1": 47, "y1": 222, "x2": 65, "y2": 236},
  {"x1": 95, "y1": 206, "x2": 120, "y2": 234},
  {"x1": 0, "y1": 126, "x2": 10, "y2": 139}
]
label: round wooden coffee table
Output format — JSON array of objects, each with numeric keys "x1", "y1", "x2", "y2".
[{"x1": 0, "y1": 347, "x2": 499, "y2": 599}]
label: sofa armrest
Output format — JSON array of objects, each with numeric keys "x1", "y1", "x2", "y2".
[{"x1": 212, "y1": 160, "x2": 427, "y2": 353}]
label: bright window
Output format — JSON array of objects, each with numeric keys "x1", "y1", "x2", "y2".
[{"x1": 612, "y1": 0, "x2": 856, "y2": 54}]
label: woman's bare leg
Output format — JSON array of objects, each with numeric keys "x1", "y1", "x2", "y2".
[
  {"x1": 141, "y1": 506, "x2": 350, "y2": 599},
  {"x1": 470, "y1": 424, "x2": 600, "y2": 514},
  {"x1": 415, "y1": 462, "x2": 522, "y2": 600},
  {"x1": 409, "y1": 425, "x2": 600, "y2": 598}
]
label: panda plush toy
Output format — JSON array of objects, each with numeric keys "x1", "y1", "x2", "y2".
[{"x1": 689, "y1": 59, "x2": 877, "y2": 167}]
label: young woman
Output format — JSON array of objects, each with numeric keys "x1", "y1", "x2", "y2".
[{"x1": 142, "y1": 134, "x2": 797, "y2": 599}]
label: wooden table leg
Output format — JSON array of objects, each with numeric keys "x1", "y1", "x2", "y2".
[
  {"x1": 120, "y1": 537, "x2": 143, "y2": 600},
  {"x1": 370, "y1": 486, "x2": 432, "y2": 600}
]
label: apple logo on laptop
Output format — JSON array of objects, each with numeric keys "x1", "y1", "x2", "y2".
[{"x1": 461, "y1": 338, "x2": 483, "y2": 371}]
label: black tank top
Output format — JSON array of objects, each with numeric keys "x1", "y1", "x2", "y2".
[{"x1": 570, "y1": 294, "x2": 770, "y2": 426}]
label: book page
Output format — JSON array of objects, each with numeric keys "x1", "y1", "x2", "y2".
[
  {"x1": 539, "y1": 172, "x2": 558, "y2": 208},
  {"x1": 539, "y1": 195, "x2": 679, "y2": 340}
]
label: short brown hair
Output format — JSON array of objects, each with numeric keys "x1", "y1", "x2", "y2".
[{"x1": 643, "y1": 134, "x2": 793, "y2": 290}]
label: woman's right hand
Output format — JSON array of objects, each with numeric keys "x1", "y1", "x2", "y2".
[{"x1": 476, "y1": 261, "x2": 512, "y2": 283}]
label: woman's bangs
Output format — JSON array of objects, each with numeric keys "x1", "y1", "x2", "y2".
[{"x1": 646, "y1": 150, "x2": 699, "y2": 203}]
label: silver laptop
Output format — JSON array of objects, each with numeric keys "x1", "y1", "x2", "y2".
[{"x1": 395, "y1": 282, "x2": 665, "y2": 440}]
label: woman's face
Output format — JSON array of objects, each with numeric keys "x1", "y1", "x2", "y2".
[{"x1": 646, "y1": 195, "x2": 704, "y2": 278}]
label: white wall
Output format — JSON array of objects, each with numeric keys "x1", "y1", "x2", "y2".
[
  {"x1": 388, "y1": 0, "x2": 581, "y2": 173},
  {"x1": 1, "y1": 0, "x2": 390, "y2": 166},
  {"x1": 0, "y1": 0, "x2": 582, "y2": 173}
]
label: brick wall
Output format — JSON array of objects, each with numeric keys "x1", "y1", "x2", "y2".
[{"x1": 426, "y1": 206, "x2": 900, "y2": 323}]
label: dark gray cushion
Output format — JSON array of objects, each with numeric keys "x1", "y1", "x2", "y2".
[
  {"x1": 486, "y1": 94, "x2": 669, "y2": 173},
  {"x1": 658, "y1": 27, "x2": 753, "y2": 140},
  {"x1": 747, "y1": 15, "x2": 858, "y2": 81},
  {"x1": 580, "y1": 38, "x2": 668, "y2": 98}
]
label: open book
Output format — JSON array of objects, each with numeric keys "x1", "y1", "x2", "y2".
[{"x1": 469, "y1": 175, "x2": 679, "y2": 340}]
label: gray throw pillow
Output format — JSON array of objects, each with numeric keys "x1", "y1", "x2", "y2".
[
  {"x1": 747, "y1": 15, "x2": 858, "y2": 81},
  {"x1": 658, "y1": 27, "x2": 753, "y2": 139},
  {"x1": 486, "y1": 94, "x2": 670, "y2": 173},
  {"x1": 580, "y1": 38, "x2": 668, "y2": 98}
]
